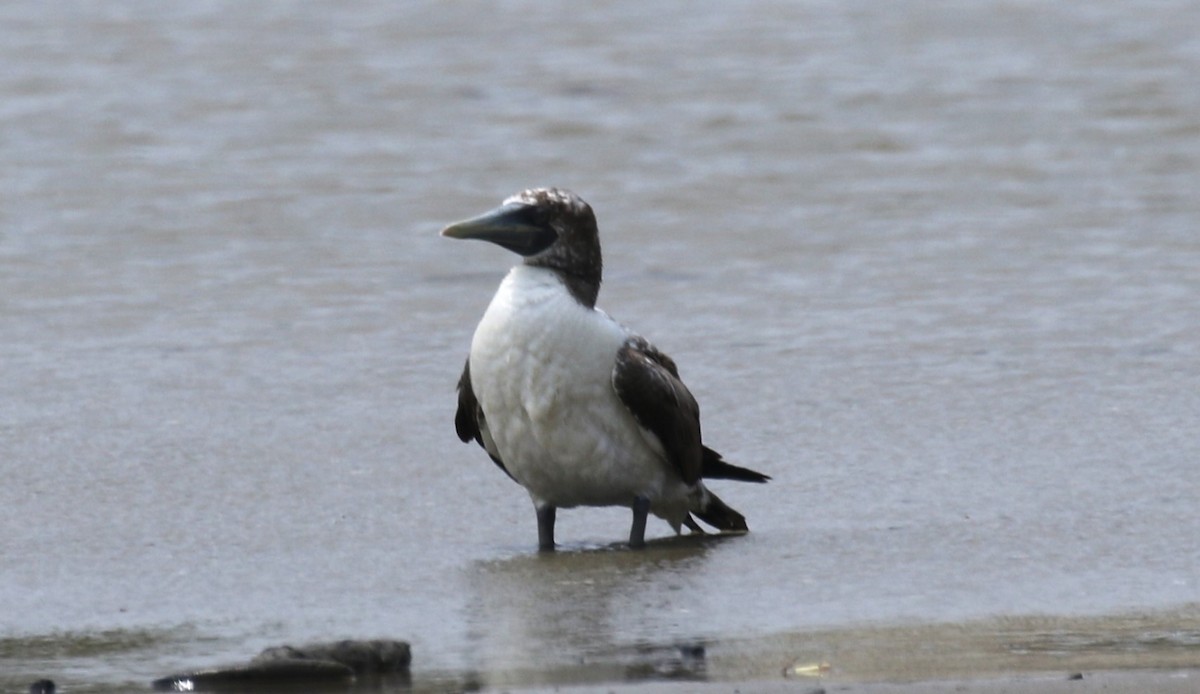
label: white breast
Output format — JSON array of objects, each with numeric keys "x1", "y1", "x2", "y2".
[{"x1": 468, "y1": 266, "x2": 684, "y2": 510}]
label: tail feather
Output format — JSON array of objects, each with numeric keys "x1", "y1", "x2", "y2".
[
  {"x1": 691, "y1": 489, "x2": 749, "y2": 533},
  {"x1": 701, "y1": 446, "x2": 770, "y2": 483}
]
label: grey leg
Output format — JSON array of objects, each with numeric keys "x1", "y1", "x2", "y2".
[
  {"x1": 629, "y1": 496, "x2": 650, "y2": 549},
  {"x1": 536, "y1": 505, "x2": 557, "y2": 552}
]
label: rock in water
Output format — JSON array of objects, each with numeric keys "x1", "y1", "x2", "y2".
[
  {"x1": 253, "y1": 639, "x2": 412, "y2": 673},
  {"x1": 152, "y1": 639, "x2": 411, "y2": 691},
  {"x1": 152, "y1": 659, "x2": 354, "y2": 691}
]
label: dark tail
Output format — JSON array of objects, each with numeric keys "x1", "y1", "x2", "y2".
[
  {"x1": 701, "y1": 446, "x2": 770, "y2": 483},
  {"x1": 691, "y1": 489, "x2": 749, "y2": 533}
]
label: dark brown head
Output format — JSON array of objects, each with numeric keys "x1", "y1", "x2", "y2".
[{"x1": 441, "y1": 187, "x2": 603, "y2": 307}]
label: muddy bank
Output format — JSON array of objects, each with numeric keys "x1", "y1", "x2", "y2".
[
  {"x1": 6, "y1": 608, "x2": 1200, "y2": 693},
  {"x1": 512, "y1": 669, "x2": 1200, "y2": 694}
]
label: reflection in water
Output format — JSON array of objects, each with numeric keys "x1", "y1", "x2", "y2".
[{"x1": 461, "y1": 535, "x2": 733, "y2": 689}]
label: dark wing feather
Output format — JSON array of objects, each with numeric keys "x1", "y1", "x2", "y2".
[
  {"x1": 701, "y1": 446, "x2": 770, "y2": 483},
  {"x1": 455, "y1": 359, "x2": 516, "y2": 482},
  {"x1": 611, "y1": 337, "x2": 704, "y2": 485},
  {"x1": 454, "y1": 359, "x2": 480, "y2": 444}
]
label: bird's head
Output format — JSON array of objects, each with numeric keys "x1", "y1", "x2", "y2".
[
  {"x1": 441, "y1": 188, "x2": 603, "y2": 304},
  {"x1": 440, "y1": 187, "x2": 596, "y2": 256}
]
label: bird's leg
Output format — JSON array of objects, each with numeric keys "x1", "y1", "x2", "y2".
[
  {"x1": 536, "y1": 504, "x2": 557, "y2": 552},
  {"x1": 629, "y1": 495, "x2": 650, "y2": 549}
]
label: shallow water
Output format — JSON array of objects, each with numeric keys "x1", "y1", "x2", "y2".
[{"x1": 2, "y1": 1, "x2": 1199, "y2": 691}]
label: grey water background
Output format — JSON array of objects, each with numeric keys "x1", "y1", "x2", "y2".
[{"x1": 2, "y1": 0, "x2": 1199, "y2": 689}]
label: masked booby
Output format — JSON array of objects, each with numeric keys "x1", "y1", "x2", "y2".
[{"x1": 442, "y1": 188, "x2": 769, "y2": 550}]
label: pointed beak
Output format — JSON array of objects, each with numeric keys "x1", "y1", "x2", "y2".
[{"x1": 440, "y1": 202, "x2": 557, "y2": 256}]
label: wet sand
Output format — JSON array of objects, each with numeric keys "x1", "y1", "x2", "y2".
[
  {"x1": 515, "y1": 670, "x2": 1200, "y2": 694},
  {"x1": 5, "y1": 608, "x2": 1199, "y2": 692},
  {"x1": 456, "y1": 608, "x2": 1200, "y2": 694}
]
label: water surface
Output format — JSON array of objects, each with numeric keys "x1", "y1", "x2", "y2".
[{"x1": 2, "y1": 1, "x2": 1198, "y2": 690}]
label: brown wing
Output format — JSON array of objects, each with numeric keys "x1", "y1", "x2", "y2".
[
  {"x1": 611, "y1": 336, "x2": 703, "y2": 485},
  {"x1": 455, "y1": 359, "x2": 515, "y2": 481}
]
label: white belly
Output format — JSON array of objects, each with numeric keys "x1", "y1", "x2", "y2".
[{"x1": 469, "y1": 266, "x2": 683, "y2": 510}]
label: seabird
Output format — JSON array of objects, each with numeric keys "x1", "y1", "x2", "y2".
[{"x1": 442, "y1": 188, "x2": 769, "y2": 550}]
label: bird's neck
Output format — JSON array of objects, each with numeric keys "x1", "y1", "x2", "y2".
[
  {"x1": 526, "y1": 262, "x2": 600, "y2": 308},
  {"x1": 525, "y1": 244, "x2": 602, "y2": 308}
]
